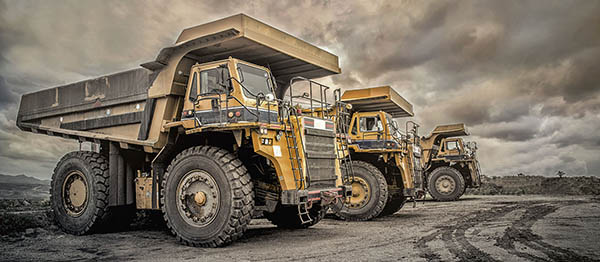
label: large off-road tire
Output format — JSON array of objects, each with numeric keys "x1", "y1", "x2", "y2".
[
  {"x1": 334, "y1": 161, "x2": 388, "y2": 221},
  {"x1": 51, "y1": 151, "x2": 113, "y2": 235},
  {"x1": 378, "y1": 195, "x2": 407, "y2": 217},
  {"x1": 264, "y1": 203, "x2": 325, "y2": 229},
  {"x1": 161, "y1": 146, "x2": 254, "y2": 247},
  {"x1": 427, "y1": 166, "x2": 466, "y2": 201}
]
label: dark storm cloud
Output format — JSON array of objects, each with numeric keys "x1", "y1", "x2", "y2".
[
  {"x1": 0, "y1": 76, "x2": 17, "y2": 108},
  {"x1": 0, "y1": 0, "x2": 599, "y2": 178}
]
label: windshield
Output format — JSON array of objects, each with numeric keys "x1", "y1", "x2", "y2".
[
  {"x1": 385, "y1": 114, "x2": 404, "y2": 139},
  {"x1": 237, "y1": 63, "x2": 274, "y2": 98}
]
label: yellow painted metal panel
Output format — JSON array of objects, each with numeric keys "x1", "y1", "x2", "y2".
[{"x1": 341, "y1": 86, "x2": 414, "y2": 117}]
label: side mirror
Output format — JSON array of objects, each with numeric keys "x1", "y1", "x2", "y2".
[
  {"x1": 216, "y1": 66, "x2": 231, "y2": 93},
  {"x1": 236, "y1": 66, "x2": 245, "y2": 83}
]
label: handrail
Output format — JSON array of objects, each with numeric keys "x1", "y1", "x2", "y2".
[{"x1": 288, "y1": 76, "x2": 332, "y2": 120}]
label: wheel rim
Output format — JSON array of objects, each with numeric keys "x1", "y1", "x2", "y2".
[
  {"x1": 62, "y1": 170, "x2": 88, "y2": 217},
  {"x1": 347, "y1": 176, "x2": 370, "y2": 209},
  {"x1": 176, "y1": 170, "x2": 220, "y2": 227},
  {"x1": 435, "y1": 174, "x2": 456, "y2": 195}
]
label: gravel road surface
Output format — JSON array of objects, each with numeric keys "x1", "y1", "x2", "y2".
[{"x1": 1, "y1": 195, "x2": 599, "y2": 261}]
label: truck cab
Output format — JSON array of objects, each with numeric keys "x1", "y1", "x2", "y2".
[{"x1": 180, "y1": 58, "x2": 278, "y2": 128}]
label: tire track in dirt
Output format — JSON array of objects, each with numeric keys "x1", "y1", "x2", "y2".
[
  {"x1": 495, "y1": 203, "x2": 600, "y2": 262},
  {"x1": 416, "y1": 200, "x2": 595, "y2": 262},
  {"x1": 416, "y1": 204, "x2": 516, "y2": 262}
]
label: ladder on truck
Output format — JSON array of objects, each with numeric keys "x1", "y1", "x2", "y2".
[
  {"x1": 282, "y1": 104, "x2": 313, "y2": 224},
  {"x1": 333, "y1": 89, "x2": 354, "y2": 186}
]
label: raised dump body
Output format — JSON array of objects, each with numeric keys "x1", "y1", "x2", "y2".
[
  {"x1": 16, "y1": 14, "x2": 351, "y2": 247},
  {"x1": 17, "y1": 14, "x2": 341, "y2": 152},
  {"x1": 341, "y1": 86, "x2": 413, "y2": 117}
]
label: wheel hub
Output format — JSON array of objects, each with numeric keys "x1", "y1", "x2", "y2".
[
  {"x1": 194, "y1": 192, "x2": 207, "y2": 206},
  {"x1": 435, "y1": 175, "x2": 456, "y2": 195},
  {"x1": 62, "y1": 171, "x2": 88, "y2": 217},
  {"x1": 177, "y1": 170, "x2": 220, "y2": 227},
  {"x1": 348, "y1": 177, "x2": 370, "y2": 209}
]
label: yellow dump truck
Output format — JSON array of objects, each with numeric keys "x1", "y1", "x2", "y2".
[
  {"x1": 16, "y1": 14, "x2": 352, "y2": 247},
  {"x1": 421, "y1": 124, "x2": 482, "y2": 201},
  {"x1": 330, "y1": 86, "x2": 425, "y2": 221}
]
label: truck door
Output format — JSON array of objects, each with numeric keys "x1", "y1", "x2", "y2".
[
  {"x1": 359, "y1": 115, "x2": 383, "y2": 140},
  {"x1": 186, "y1": 64, "x2": 232, "y2": 125}
]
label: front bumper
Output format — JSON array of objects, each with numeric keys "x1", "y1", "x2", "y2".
[{"x1": 281, "y1": 185, "x2": 352, "y2": 205}]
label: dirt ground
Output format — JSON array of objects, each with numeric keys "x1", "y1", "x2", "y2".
[{"x1": 1, "y1": 195, "x2": 599, "y2": 261}]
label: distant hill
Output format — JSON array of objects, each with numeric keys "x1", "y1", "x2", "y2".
[
  {"x1": 0, "y1": 174, "x2": 49, "y2": 185},
  {"x1": 0, "y1": 174, "x2": 50, "y2": 200},
  {"x1": 468, "y1": 175, "x2": 600, "y2": 195}
]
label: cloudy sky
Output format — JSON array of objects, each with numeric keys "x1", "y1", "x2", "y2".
[{"x1": 1, "y1": 0, "x2": 599, "y2": 179}]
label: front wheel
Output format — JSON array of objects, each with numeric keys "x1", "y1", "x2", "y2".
[
  {"x1": 427, "y1": 166, "x2": 465, "y2": 201},
  {"x1": 161, "y1": 146, "x2": 254, "y2": 247},
  {"x1": 334, "y1": 161, "x2": 388, "y2": 221}
]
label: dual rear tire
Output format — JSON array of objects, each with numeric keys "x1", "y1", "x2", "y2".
[{"x1": 51, "y1": 151, "x2": 133, "y2": 235}]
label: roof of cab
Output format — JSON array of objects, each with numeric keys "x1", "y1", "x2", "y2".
[{"x1": 341, "y1": 86, "x2": 414, "y2": 117}]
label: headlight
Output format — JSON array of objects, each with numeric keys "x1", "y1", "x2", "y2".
[{"x1": 259, "y1": 126, "x2": 268, "y2": 135}]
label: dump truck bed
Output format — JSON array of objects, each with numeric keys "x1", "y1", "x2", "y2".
[
  {"x1": 16, "y1": 14, "x2": 340, "y2": 151},
  {"x1": 341, "y1": 86, "x2": 413, "y2": 117},
  {"x1": 428, "y1": 123, "x2": 469, "y2": 138}
]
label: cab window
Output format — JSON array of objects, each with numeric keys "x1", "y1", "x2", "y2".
[
  {"x1": 446, "y1": 141, "x2": 458, "y2": 151},
  {"x1": 351, "y1": 120, "x2": 358, "y2": 135},
  {"x1": 200, "y1": 68, "x2": 224, "y2": 95},
  {"x1": 237, "y1": 63, "x2": 273, "y2": 98},
  {"x1": 360, "y1": 116, "x2": 382, "y2": 132}
]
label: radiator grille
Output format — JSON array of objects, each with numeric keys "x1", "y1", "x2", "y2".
[{"x1": 304, "y1": 128, "x2": 337, "y2": 189}]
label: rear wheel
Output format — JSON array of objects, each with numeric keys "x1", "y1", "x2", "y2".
[
  {"x1": 51, "y1": 151, "x2": 112, "y2": 235},
  {"x1": 334, "y1": 161, "x2": 388, "y2": 221},
  {"x1": 264, "y1": 203, "x2": 325, "y2": 229},
  {"x1": 161, "y1": 146, "x2": 254, "y2": 247},
  {"x1": 427, "y1": 166, "x2": 465, "y2": 201}
]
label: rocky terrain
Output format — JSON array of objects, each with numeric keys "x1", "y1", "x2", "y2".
[{"x1": 468, "y1": 175, "x2": 600, "y2": 196}]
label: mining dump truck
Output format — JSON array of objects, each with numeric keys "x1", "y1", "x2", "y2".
[
  {"x1": 16, "y1": 14, "x2": 352, "y2": 247},
  {"x1": 421, "y1": 124, "x2": 482, "y2": 201},
  {"x1": 330, "y1": 86, "x2": 425, "y2": 221}
]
